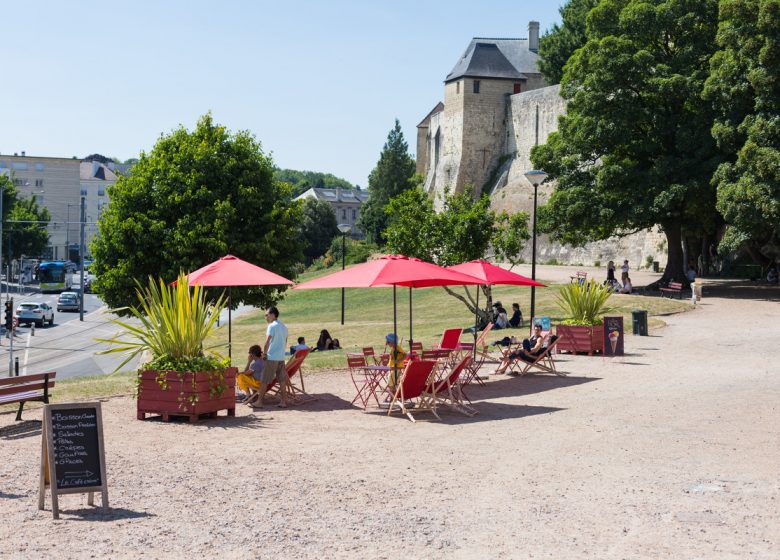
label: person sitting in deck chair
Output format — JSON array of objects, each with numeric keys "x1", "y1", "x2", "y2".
[
  {"x1": 493, "y1": 324, "x2": 546, "y2": 374},
  {"x1": 236, "y1": 345, "x2": 265, "y2": 404}
]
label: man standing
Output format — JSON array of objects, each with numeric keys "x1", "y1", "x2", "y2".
[{"x1": 252, "y1": 306, "x2": 289, "y2": 409}]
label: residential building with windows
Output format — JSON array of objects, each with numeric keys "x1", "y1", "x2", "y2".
[
  {"x1": 0, "y1": 153, "x2": 117, "y2": 261},
  {"x1": 295, "y1": 187, "x2": 369, "y2": 237}
]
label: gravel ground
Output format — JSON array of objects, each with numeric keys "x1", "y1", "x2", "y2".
[{"x1": 1, "y1": 281, "x2": 778, "y2": 559}]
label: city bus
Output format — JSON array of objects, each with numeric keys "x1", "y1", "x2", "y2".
[{"x1": 38, "y1": 261, "x2": 75, "y2": 293}]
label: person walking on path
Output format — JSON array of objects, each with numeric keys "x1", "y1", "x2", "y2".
[{"x1": 252, "y1": 306, "x2": 290, "y2": 409}]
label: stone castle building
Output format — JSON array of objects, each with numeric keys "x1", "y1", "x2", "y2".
[{"x1": 417, "y1": 22, "x2": 666, "y2": 268}]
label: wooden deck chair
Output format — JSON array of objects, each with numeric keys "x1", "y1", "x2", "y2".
[
  {"x1": 267, "y1": 348, "x2": 314, "y2": 403},
  {"x1": 460, "y1": 322, "x2": 494, "y2": 387},
  {"x1": 425, "y1": 356, "x2": 476, "y2": 416},
  {"x1": 514, "y1": 335, "x2": 564, "y2": 376},
  {"x1": 347, "y1": 355, "x2": 377, "y2": 408},
  {"x1": 410, "y1": 341, "x2": 424, "y2": 354},
  {"x1": 387, "y1": 360, "x2": 438, "y2": 423}
]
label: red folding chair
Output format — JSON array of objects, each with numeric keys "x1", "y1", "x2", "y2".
[
  {"x1": 426, "y1": 356, "x2": 476, "y2": 416},
  {"x1": 347, "y1": 355, "x2": 375, "y2": 408},
  {"x1": 387, "y1": 360, "x2": 438, "y2": 423},
  {"x1": 460, "y1": 322, "x2": 494, "y2": 387},
  {"x1": 267, "y1": 348, "x2": 313, "y2": 403}
]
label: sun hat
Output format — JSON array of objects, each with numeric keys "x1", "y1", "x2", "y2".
[{"x1": 385, "y1": 333, "x2": 398, "y2": 344}]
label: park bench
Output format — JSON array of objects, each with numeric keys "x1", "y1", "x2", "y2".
[
  {"x1": 659, "y1": 281, "x2": 684, "y2": 299},
  {"x1": 0, "y1": 372, "x2": 56, "y2": 421},
  {"x1": 570, "y1": 271, "x2": 588, "y2": 285}
]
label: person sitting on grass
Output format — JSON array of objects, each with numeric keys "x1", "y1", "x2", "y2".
[
  {"x1": 492, "y1": 324, "x2": 546, "y2": 374},
  {"x1": 621, "y1": 277, "x2": 633, "y2": 294},
  {"x1": 289, "y1": 336, "x2": 309, "y2": 355},
  {"x1": 509, "y1": 303, "x2": 523, "y2": 328},
  {"x1": 313, "y1": 329, "x2": 339, "y2": 351},
  {"x1": 236, "y1": 345, "x2": 265, "y2": 404}
]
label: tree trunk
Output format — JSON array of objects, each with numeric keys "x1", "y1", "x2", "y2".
[{"x1": 659, "y1": 221, "x2": 686, "y2": 286}]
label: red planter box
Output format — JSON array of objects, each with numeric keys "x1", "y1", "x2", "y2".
[
  {"x1": 556, "y1": 324, "x2": 604, "y2": 356},
  {"x1": 137, "y1": 367, "x2": 237, "y2": 422}
]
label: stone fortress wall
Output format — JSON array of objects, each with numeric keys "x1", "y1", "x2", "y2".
[{"x1": 418, "y1": 32, "x2": 668, "y2": 270}]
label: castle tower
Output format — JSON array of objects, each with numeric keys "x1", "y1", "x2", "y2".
[{"x1": 420, "y1": 23, "x2": 547, "y2": 200}]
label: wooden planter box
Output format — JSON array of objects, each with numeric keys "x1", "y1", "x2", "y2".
[
  {"x1": 556, "y1": 324, "x2": 604, "y2": 356},
  {"x1": 137, "y1": 367, "x2": 237, "y2": 423}
]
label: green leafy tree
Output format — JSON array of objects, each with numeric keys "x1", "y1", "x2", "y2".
[
  {"x1": 704, "y1": 0, "x2": 780, "y2": 262},
  {"x1": 300, "y1": 198, "x2": 339, "y2": 264},
  {"x1": 538, "y1": 0, "x2": 601, "y2": 84},
  {"x1": 274, "y1": 169, "x2": 356, "y2": 199},
  {"x1": 385, "y1": 188, "x2": 529, "y2": 323},
  {"x1": 7, "y1": 197, "x2": 51, "y2": 260},
  {"x1": 532, "y1": 0, "x2": 722, "y2": 283},
  {"x1": 0, "y1": 175, "x2": 51, "y2": 261},
  {"x1": 91, "y1": 114, "x2": 303, "y2": 311},
  {"x1": 357, "y1": 119, "x2": 416, "y2": 244}
]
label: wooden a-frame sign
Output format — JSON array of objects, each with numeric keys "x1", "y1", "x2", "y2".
[{"x1": 39, "y1": 402, "x2": 109, "y2": 519}]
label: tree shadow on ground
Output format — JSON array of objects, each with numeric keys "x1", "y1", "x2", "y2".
[
  {"x1": 0, "y1": 419, "x2": 42, "y2": 440},
  {"x1": 700, "y1": 280, "x2": 780, "y2": 302},
  {"x1": 463, "y1": 375, "x2": 599, "y2": 401},
  {"x1": 60, "y1": 506, "x2": 156, "y2": 522}
]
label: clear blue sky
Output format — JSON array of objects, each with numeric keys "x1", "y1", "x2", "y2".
[{"x1": 1, "y1": 1, "x2": 563, "y2": 187}]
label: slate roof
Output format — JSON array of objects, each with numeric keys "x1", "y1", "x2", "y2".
[
  {"x1": 79, "y1": 161, "x2": 118, "y2": 181},
  {"x1": 445, "y1": 38, "x2": 539, "y2": 83},
  {"x1": 295, "y1": 188, "x2": 369, "y2": 204},
  {"x1": 417, "y1": 102, "x2": 445, "y2": 128}
]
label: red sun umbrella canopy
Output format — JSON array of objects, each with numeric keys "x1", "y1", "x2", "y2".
[
  {"x1": 293, "y1": 254, "x2": 483, "y2": 290},
  {"x1": 448, "y1": 259, "x2": 546, "y2": 287},
  {"x1": 185, "y1": 255, "x2": 294, "y2": 287}
]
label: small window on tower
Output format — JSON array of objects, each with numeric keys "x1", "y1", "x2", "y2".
[
  {"x1": 513, "y1": 83, "x2": 522, "y2": 94},
  {"x1": 473, "y1": 80, "x2": 480, "y2": 94},
  {"x1": 456, "y1": 81, "x2": 460, "y2": 94}
]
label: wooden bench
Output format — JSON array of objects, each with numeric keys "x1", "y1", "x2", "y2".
[
  {"x1": 570, "y1": 271, "x2": 588, "y2": 285},
  {"x1": 0, "y1": 372, "x2": 56, "y2": 421},
  {"x1": 659, "y1": 281, "x2": 684, "y2": 299}
]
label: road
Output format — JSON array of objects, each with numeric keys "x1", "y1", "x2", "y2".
[{"x1": 0, "y1": 291, "x2": 256, "y2": 380}]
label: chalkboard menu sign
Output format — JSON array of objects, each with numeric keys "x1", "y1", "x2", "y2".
[{"x1": 39, "y1": 403, "x2": 108, "y2": 519}]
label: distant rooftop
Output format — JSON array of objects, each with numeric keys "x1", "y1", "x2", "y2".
[{"x1": 295, "y1": 187, "x2": 369, "y2": 204}]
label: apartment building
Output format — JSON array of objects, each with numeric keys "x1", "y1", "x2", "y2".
[{"x1": 0, "y1": 153, "x2": 115, "y2": 260}]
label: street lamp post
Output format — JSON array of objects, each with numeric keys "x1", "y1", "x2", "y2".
[
  {"x1": 523, "y1": 169, "x2": 548, "y2": 321},
  {"x1": 337, "y1": 224, "x2": 352, "y2": 325}
]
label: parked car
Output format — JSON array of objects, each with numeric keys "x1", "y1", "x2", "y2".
[
  {"x1": 15, "y1": 302, "x2": 54, "y2": 327},
  {"x1": 57, "y1": 292, "x2": 80, "y2": 312}
]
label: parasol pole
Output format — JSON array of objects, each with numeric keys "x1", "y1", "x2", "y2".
[
  {"x1": 393, "y1": 284, "x2": 398, "y2": 386},
  {"x1": 474, "y1": 285, "x2": 480, "y2": 347},
  {"x1": 408, "y1": 286, "x2": 413, "y2": 349},
  {"x1": 228, "y1": 286, "x2": 232, "y2": 364}
]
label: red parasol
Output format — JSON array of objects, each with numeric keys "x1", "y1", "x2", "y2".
[
  {"x1": 295, "y1": 255, "x2": 481, "y2": 366},
  {"x1": 184, "y1": 255, "x2": 294, "y2": 360}
]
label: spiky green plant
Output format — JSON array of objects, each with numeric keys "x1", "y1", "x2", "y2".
[
  {"x1": 556, "y1": 279, "x2": 615, "y2": 326},
  {"x1": 97, "y1": 272, "x2": 227, "y2": 371}
]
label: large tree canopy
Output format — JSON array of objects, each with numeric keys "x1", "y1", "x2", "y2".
[
  {"x1": 538, "y1": 0, "x2": 601, "y2": 84},
  {"x1": 704, "y1": 0, "x2": 780, "y2": 262},
  {"x1": 532, "y1": 0, "x2": 722, "y2": 282},
  {"x1": 299, "y1": 197, "x2": 339, "y2": 264},
  {"x1": 357, "y1": 119, "x2": 416, "y2": 245},
  {"x1": 384, "y1": 187, "x2": 529, "y2": 322},
  {"x1": 92, "y1": 114, "x2": 303, "y2": 311}
]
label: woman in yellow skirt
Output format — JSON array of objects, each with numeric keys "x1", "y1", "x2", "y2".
[{"x1": 236, "y1": 345, "x2": 265, "y2": 404}]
